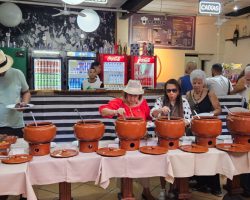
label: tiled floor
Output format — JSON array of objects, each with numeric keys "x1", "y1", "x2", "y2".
[{"x1": 7, "y1": 176, "x2": 250, "y2": 200}]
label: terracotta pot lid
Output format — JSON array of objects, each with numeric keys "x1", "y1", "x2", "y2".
[
  {"x1": 4, "y1": 136, "x2": 18, "y2": 144},
  {"x1": 50, "y1": 149, "x2": 79, "y2": 158},
  {"x1": 0, "y1": 141, "x2": 10, "y2": 149},
  {"x1": 216, "y1": 143, "x2": 250, "y2": 153},
  {"x1": 96, "y1": 147, "x2": 126, "y2": 157},
  {"x1": 1, "y1": 154, "x2": 33, "y2": 164},
  {"x1": 139, "y1": 146, "x2": 168, "y2": 155},
  {"x1": 179, "y1": 144, "x2": 209, "y2": 153}
]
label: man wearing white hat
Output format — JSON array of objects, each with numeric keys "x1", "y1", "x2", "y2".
[{"x1": 0, "y1": 50, "x2": 31, "y2": 138}]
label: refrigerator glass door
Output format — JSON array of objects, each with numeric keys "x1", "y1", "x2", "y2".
[
  {"x1": 103, "y1": 61, "x2": 125, "y2": 89},
  {"x1": 34, "y1": 58, "x2": 62, "y2": 90},
  {"x1": 68, "y1": 59, "x2": 94, "y2": 90},
  {"x1": 134, "y1": 63, "x2": 154, "y2": 88}
]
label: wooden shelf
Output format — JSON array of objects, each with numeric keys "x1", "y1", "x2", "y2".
[{"x1": 225, "y1": 35, "x2": 250, "y2": 41}]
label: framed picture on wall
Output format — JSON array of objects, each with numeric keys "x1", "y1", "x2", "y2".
[{"x1": 129, "y1": 14, "x2": 196, "y2": 50}]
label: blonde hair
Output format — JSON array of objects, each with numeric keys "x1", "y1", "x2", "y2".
[{"x1": 185, "y1": 61, "x2": 197, "y2": 74}]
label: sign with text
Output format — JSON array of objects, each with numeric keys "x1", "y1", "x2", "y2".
[
  {"x1": 199, "y1": 0, "x2": 221, "y2": 15},
  {"x1": 129, "y1": 14, "x2": 196, "y2": 50}
]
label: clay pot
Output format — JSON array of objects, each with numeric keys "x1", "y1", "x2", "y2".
[
  {"x1": 115, "y1": 117, "x2": 146, "y2": 140},
  {"x1": 74, "y1": 120, "x2": 105, "y2": 141},
  {"x1": 155, "y1": 117, "x2": 185, "y2": 149},
  {"x1": 191, "y1": 116, "x2": 222, "y2": 147},
  {"x1": 191, "y1": 116, "x2": 222, "y2": 138},
  {"x1": 155, "y1": 117, "x2": 185, "y2": 139},
  {"x1": 227, "y1": 112, "x2": 250, "y2": 135},
  {"x1": 23, "y1": 122, "x2": 56, "y2": 144}
]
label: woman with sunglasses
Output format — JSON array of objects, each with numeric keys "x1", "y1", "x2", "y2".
[
  {"x1": 150, "y1": 79, "x2": 192, "y2": 199},
  {"x1": 186, "y1": 69, "x2": 222, "y2": 197},
  {"x1": 150, "y1": 79, "x2": 192, "y2": 125}
]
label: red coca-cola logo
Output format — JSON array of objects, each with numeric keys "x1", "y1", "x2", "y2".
[
  {"x1": 106, "y1": 56, "x2": 123, "y2": 62},
  {"x1": 138, "y1": 58, "x2": 151, "y2": 63}
]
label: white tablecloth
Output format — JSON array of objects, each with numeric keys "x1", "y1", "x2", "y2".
[
  {"x1": 0, "y1": 162, "x2": 37, "y2": 199},
  {"x1": 1, "y1": 138, "x2": 250, "y2": 200}
]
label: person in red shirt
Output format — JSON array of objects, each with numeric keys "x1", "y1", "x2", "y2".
[
  {"x1": 99, "y1": 79, "x2": 150, "y2": 121},
  {"x1": 99, "y1": 79, "x2": 155, "y2": 200}
]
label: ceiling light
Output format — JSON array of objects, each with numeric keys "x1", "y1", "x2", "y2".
[{"x1": 233, "y1": 5, "x2": 238, "y2": 11}]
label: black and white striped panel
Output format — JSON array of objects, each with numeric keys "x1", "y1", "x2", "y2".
[
  {"x1": 23, "y1": 95, "x2": 115, "y2": 142},
  {"x1": 23, "y1": 94, "x2": 243, "y2": 142},
  {"x1": 217, "y1": 95, "x2": 243, "y2": 135}
]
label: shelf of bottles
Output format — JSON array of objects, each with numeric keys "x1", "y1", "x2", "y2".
[
  {"x1": 68, "y1": 60, "x2": 94, "y2": 90},
  {"x1": 34, "y1": 58, "x2": 61, "y2": 90},
  {"x1": 103, "y1": 61, "x2": 125, "y2": 90},
  {"x1": 67, "y1": 51, "x2": 96, "y2": 91}
]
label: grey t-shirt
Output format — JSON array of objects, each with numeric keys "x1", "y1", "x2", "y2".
[{"x1": 0, "y1": 68, "x2": 29, "y2": 128}]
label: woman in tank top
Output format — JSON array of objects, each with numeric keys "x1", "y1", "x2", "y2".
[
  {"x1": 186, "y1": 69, "x2": 222, "y2": 197},
  {"x1": 186, "y1": 69, "x2": 221, "y2": 116}
]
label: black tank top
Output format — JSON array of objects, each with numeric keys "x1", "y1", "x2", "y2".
[{"x1": 187, "y1": 91, "x2": 213, "y2": 114}]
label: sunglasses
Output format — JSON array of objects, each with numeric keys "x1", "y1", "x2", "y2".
[{"x1": 166, "y1": 89, "x2": 178, "y2": 93}]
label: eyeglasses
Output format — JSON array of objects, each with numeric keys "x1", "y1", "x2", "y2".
[{"x1": 166, "y1": 89, "x2": 178, "y2": 93}]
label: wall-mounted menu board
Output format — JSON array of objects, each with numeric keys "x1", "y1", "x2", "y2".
[{"x1": 129, "y1": 14, "x2": 196, "y2": 50}]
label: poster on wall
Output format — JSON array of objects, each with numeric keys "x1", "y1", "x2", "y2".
[
  {"x1": 0, "y1": 4, "x2": 115, "y2": 51},
  {"x1": 129, "y1": 14, "x2": 196, "y2": 50}
]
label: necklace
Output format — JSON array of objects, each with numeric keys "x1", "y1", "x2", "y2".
[{"x1": 192, "y1": 90, "x2": 203, "y2": 103}]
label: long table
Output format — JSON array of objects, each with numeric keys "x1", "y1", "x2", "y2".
[{"x1": 0, "y1": 139, "x2": 249, "y2": 200}]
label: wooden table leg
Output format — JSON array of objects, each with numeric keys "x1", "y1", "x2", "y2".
[
  {"x1": 59, "y1": 182, "x2": 72, "y2": 200},
  {"x1": 120, "y1": 178, "x2": 135, "y2": 200},
  {"x1": 223, "y1": 175, "x2": 244, "y2": 200},
  {"x1": 175, "y1": 178, "x2": 192, "y2": 200}
]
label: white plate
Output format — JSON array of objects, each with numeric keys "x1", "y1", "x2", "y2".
[
  {"x1": 6, "y1": 104, "x2": 34, "y2": 110},
  {"x1": 195, "y1": 112, "x2": 214, "y2": 117}
]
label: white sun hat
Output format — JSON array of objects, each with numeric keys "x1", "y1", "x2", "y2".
[
  {"x1": 0, "y1": 50, "x2": 13, "y2": 73},
  {"x1": 123, "y1": 80, "x2": 144, "y2": 95}
]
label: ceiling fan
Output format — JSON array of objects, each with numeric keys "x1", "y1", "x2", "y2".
[{"x1": 52, "y1": 4, "x2": 86, "y2": 17}]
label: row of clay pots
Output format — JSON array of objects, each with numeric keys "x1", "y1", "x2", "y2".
[{"x1": 22, "y1": 111, "x2": 250, "y2": 155}]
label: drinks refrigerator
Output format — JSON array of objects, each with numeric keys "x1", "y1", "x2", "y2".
[
  {"x1": 66, "y1": 51, "x2": 96, "y2": 90},
  {"x1": 129, "y1": 56, "x2": 157, "y2": 88},
  {"x1": 31, "y1": 50, "x2": 63, "y2": 90},
  {"x1": 99, "y1": 54, "x2": 128, "y2": 90}
]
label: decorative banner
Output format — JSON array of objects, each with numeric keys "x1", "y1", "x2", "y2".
[
  {"x1": 129, "y1": 14, "x2": 196, "y2": 50},
  {"x1": 0, "y1": 4, "x2": 115, "y2": 51}
]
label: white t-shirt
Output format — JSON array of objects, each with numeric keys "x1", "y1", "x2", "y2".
[
  {"x1": 0, "y1": 68, "x2": 29, "y2": 128},
  {"x1": 206, "y1": 75, "x2": 233, "y2": 96},
  {"x1": 82, "y1": 78, "x2": 102, "y2": 90}
]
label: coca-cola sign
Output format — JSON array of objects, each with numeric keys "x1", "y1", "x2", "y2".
[
  {"x1": 134, "y1": 56, "x2": 154, "y2": 63},
  {"x1": 104, "y1": 55, "x2": 125, "y2": 62}
]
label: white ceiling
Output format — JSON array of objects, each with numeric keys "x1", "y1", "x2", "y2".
[{"x1": 1, "y1": 0, "x2": 250, "y2": 16}]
